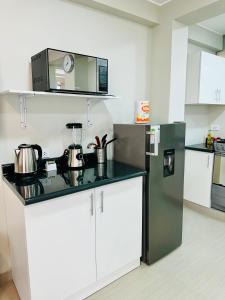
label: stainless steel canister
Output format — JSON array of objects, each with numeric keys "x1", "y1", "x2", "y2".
[{"x1": 96, "y1": 148, "x2": 107, "y2": 164}]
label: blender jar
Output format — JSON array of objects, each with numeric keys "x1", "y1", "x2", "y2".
[{"x1": 66, "y1": 123, "x2": 83, "y2": 146}]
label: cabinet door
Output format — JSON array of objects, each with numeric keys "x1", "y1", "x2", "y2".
[
  {"x1": 184, "y1": 150, "x2": 214, "y2": 208},
  {"x1": 25, "y1": 190, "x2": 96, "y2": 300},
  {"x1": 216, "y1": 56, "x2": 225, "y2": 104},
  {"x1": 95, "y1": 177, "x2": 142, "y2": 280},
  {"x1": 199, "y1": 52, "x2": 222, "y2": 104}
]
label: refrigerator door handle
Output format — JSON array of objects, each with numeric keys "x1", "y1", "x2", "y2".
[{"x1": 146, "y1": 126, "x2": 160, "y2": 156}]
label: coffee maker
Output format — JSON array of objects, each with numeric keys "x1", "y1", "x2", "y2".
[{"x1": 65, "y1": 123, "x2": 85, "y2": 169}]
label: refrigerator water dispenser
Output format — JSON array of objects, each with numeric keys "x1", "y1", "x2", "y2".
[{"x1": 163, "y1": 149, "x2": 175, "y2": 177}]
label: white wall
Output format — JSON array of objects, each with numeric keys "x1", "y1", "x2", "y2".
[
  {"x1": 185, "y1": 105, "x2": 210, "y2": 144},
  {"x1": 0, "y1": 0, "x2": 152, "y2": 274},
  {"x1": 168, "y1": 21, "x2": 188, "y2": 123},
  {"x1": 189, "y1": 24, "x2": 223, "y2": 51},
  {"x1": 72, "y1": 0, "x2": 160, "y2": 26}
]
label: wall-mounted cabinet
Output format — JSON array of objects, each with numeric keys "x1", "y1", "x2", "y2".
[{"x1": 186, "y1": 51, "x2": 225, "y2": 105}]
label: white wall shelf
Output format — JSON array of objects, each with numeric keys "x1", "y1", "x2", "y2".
[
  {"x1": 0, "y1": 90, "x2": 118, "y2": 100},
  {"x1": 0, "y1": 90, "x2": 118, "y2": 128}
]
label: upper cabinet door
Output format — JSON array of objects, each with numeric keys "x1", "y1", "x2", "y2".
[
  {"x1": 25, "y1": 190, "x2": 96, "y2": 300},
  {"x1": 199, "y1": 52, "x2": 223, "y2": 104},
  {"x1": 216, "y1": 55, "x2": 225, "y2": 104},
  {"x1": 95, "y1": 177, "x2": 142, "y2": 280},
  {"x1": 186, "y1": 51, "x2": 225, "y2": 105}
]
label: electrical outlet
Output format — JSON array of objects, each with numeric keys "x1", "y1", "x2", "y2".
[
  {"x1": 42, "y1": 148, "x2": 50, "y2": 158},
  {"x1": 211, "y1": 124, "x2": 220, "y2": 131}
]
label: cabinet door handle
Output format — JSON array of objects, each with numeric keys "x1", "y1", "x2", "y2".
[
  {"x1": 100, "y1": 191, "x2": 104, "y2": 213},
  {"x1": 207, "y1": 155, "x2": 210, "y2": 168},
  {"x1": 90, "y1": 193, "x2": 94, "y2": 216},
  {"x1": 215, "y1": 88, "x2": 220, "y2": 102}
]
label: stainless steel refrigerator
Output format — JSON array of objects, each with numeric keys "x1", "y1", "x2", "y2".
[{"x1": 114, "y1": 123, "x2": 186, "y2": 265}]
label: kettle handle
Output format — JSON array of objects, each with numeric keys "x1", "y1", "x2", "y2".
[{"x1": 32, "y1": 144, "x2": 42, "y2": 168}]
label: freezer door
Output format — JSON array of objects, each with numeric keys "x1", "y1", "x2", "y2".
[{"x1": 143, "y1": 123, "x2": 185, "y2": 265}]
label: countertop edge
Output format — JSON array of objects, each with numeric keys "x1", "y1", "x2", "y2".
[
  {"x1": 185, "y1": 145, "x2": 214, "y2": 153},
  {"x1": 2, "y1": 170, "x2": 146, "y2": 206}
]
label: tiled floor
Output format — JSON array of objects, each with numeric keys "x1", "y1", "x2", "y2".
[{"x1": 1, "y1": 205, "x2": 225, "y2": 300}]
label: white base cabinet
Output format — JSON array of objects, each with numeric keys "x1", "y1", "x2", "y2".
[
  {"x1": 95, "y1": 179, "x2": 142, "y2": 280},
  {"x1": 4, "y1": 177, "x2": 143, "y2": 300},
  {"x1": 26, "y1": 189, "x2": 96, "y2": 300},
  {"x1": 184, "y1": 150, "x2": 214, "y2": 208}
]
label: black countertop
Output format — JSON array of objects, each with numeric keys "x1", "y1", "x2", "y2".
[
  {"x1": 2, "y1": 161, "x2": 146, "y2": 206},
  {"x1": 185, "y1": 144, "x2": 214, "y2": 153}
]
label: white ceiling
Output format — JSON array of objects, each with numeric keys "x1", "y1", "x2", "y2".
[
  {"x1": 147, "y1": 0, "x2": 172, "y2": 6},
  {"x1": 199, "y1": 14, "x2": 225, "y2": 35}
]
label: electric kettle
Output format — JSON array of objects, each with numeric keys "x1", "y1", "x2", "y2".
[{"x1": 14, "y1": 144, "x2": 42, "y2": 175}]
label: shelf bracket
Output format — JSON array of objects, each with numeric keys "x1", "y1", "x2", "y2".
[
  {"x1": 19, "y1": 94, "x2": 27, "y2": 129},
  {"x1": 86, "y1": 99, "x2": 93, "y2": 127}
]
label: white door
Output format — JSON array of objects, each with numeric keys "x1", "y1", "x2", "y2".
[
  {"x1": 199, "y1": 52, "x2": 221, "y2": 104},
  {"x1": 184, "y1": 150, "x2": 214, "y2": 208},
  {"x1": 95, "y1": 177, "x2": 142, "y2": 280},
  {"x1": 25, "y1": 190, "x2": 96, "y2": 300}
]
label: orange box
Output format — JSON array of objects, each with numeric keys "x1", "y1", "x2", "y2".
[{"x1": 135, "y1": 101, "x2": 150, "y2": 124}]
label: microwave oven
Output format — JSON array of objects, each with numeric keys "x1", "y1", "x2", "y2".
[{"x1": 31, "y1": 48, "x2": 108, "y2": 95}]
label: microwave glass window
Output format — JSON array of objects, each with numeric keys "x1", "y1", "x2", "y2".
[
  {"x1": 48, "y1": 49, "x2": 99, "y2": 93},
  {"x1": 75, "y1": 56, "x2": 97, "y2": 92},
  {"x1": 48, "y1": 49, "x2": 75, "y2": 91}
]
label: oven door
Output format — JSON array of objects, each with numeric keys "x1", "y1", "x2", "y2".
[{"x1": 212, "y1": 153, "x2": 225, "y2": 212}]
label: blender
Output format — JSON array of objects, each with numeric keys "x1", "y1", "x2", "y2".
[{"x1": 65, "y1": 123, "x2": 85, "y2": 169}]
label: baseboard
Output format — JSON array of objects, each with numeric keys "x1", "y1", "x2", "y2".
[
  {"x1": 65, "y1": 259, "x2": 140, "y2": 300},
  {"x1": 184, "y1": 199, "x2": 225, "y2": 222},
  {"x1": 0, "y1": 270, "x2": 12, "y2": 286}
]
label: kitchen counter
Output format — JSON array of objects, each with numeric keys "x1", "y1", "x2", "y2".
[
  {"x1": 2, "y1": 160, "x2": 146, "y2": 205},
  {"x1": 185, "y1": 144, "x2": 214, "y2": 153}
]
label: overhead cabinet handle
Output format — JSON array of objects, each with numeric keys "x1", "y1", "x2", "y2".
[{"x1": 216, "y1": 88, "x2": 221, "y2": 103}]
